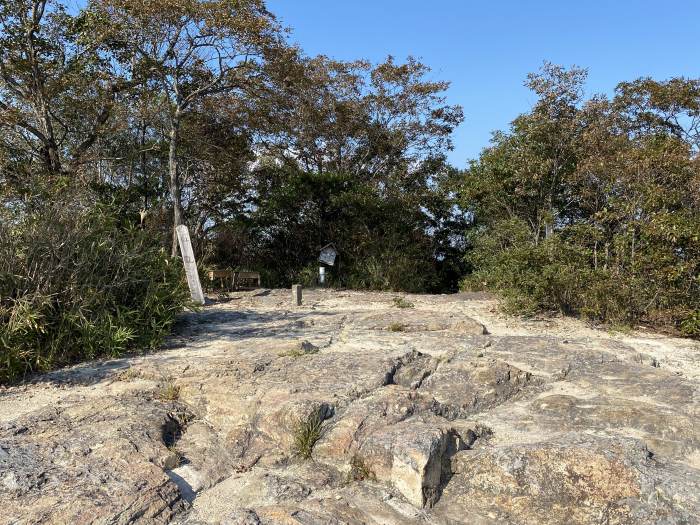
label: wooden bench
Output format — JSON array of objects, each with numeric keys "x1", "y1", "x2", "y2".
[
  {"x1": 207, "y1": 269, "x2": 234, "y2": 291},
  {"x1": 234, "y1": 271, "x2": 261, "y2": 289},
  {"x1": 206, "y1": 269, "x2": 261, "y2": 291}
]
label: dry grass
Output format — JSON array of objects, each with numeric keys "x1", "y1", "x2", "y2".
[
  {"x1": 348, "y1": 455, "x2": 376, "y2": 482},
  {"x1": 115, "y1": 367, "x2": 139, "y2": 381},
  {"x1": 392, "y1": 296, "x2": 415, "y2": 309},
  {"x1": 165, "y1": 445, "x2": 183, "y2": 469},
  {"x1": 388, "y1": 322, "x2": 406, "y2": 332},
  {"x1": 158, "y1": 382, "x2": 181, "y2": 401}
]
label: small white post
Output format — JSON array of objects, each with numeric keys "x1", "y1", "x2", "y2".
[
  {"x1": 176, "y1": 225, "x2": 205, "y2": 305},
  {"x1": 292, "y1": 284, "x2": 302, "y2": 306},
  {"x1": 319, "y1": 266, "x2": 325, "y2": 285}
]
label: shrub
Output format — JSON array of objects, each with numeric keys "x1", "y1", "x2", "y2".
[
  {"x1": 457, "y1": 67, "x2": 700, "y2": 336},
  {"x1": 294, "y1": 264, "x2": 321, "y2": 287},
  {"x1": 462, "y1": 219, "x2": 699, "y2": 333},
  {"x1": 0, "y1": 200, "x2": 190, "y2": 383},
  {"x1": 345, "y1": 248, "x2": 438, "y2": 293},
  {"x1": 681, "y1": 310, "x2": 700, "y2": 338},
  {"x1": 462, "y1": 220, "x2": 589, "y2": 316}
]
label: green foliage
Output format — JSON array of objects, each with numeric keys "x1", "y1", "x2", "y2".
[
  {"x1": 219, "y1": 166, "x2": 461, "y2": 293},
  {"x1": 681, "y1": 311, "x2": 700, "y2": 337},
  {"x1": 465, "y1": 220, "x2": 698, "y2": 330},
  {"x1": 293, "y1": 264, "x2": 325, "y2": 288},
  {"x1": 344, "y1": 247, "x2": 438, "y2": 293},
  {"x1": 459, "y1": 65, "x2": 700, "y2": 334},
  {"x1": 4, "y1": 0, "x2": 696, "y2": 350},
  {"x1": 464, "y1": 222, "x2": 627, "y2": 320},
  {"x1": 0, "y1": 199, "x2": 190, "y2": 383},
  {"x1": 1, "y1": 0, "x2": 467, "y2": 297},
  {"x1": 292, "y1": 407, "x2": 324, "y2": 460}
]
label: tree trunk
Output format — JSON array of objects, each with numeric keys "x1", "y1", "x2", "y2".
[
  {"x1": 41, "y1": 126, "x2": 62, "y2": 174},
  {"x1": 593, "y1": 240, "x2": 598, "y2": 270},
  {"x1": 140, "y1": 120, "x2": 148, "y2": 210},
  {"x1": 169, "y1": 111, "x2": 184, "y2": 256}
]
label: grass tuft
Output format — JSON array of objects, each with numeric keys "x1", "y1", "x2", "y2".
[
  {"x1": 292, "y1": 407, "x2": 324, "y2": 460},
  {"x1": 116, "y1": 367, "x2": 139, "y2": 381},
  {"x1": 392, "y1": 296, "x2": 415, "y2": 309},
  {"x1": 388, "y1": 322, "x2": 406, "y2": 332},
  {"x1": 165, "y1": 445, "x2": 183, "y2": 469},
  {"x1": 158, "y1": 382, "x2": 180, "y2": 401},
  {"x1": 279, "y1": 340, "x2": 319, "y2": 358}
]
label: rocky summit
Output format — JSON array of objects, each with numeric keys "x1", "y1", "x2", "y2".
[{"x1": 1, "y1": 289, "x2": 699, "y2": 525}]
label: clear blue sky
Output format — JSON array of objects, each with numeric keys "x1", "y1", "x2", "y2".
[{"x1": 266, "y1": 0, "x2": 700, "y2": 168}]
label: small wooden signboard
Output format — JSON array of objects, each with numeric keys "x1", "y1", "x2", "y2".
[
  {"x1": 319, "y1": 243, "x2": 338, "y2": 266},
  {"x1": 176, "y1": 225, "x2": 205, "y2": 305}
]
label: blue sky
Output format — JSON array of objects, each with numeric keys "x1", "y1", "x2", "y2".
[{"x1": 266, "y1": 1, "x2": 700, "y2": 167}]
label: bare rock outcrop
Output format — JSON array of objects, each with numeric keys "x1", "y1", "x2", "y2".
[{"x1": 1, "y1": 289, "x2": 699, "y2": 524}]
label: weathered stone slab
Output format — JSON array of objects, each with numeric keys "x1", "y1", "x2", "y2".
[
  {"x1": 176, "y1": 224, "x2": 205, "y2": 305},
  {"x1": 2, "y1": 289, "x2": 699, "y2": 524}
]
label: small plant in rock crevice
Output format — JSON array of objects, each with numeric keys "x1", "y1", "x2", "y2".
[
  {"x1": 278, "y1": 340, "x2": 320, "y2": 358},
  {"x1": 292, "y1": 408, "x2": 324, "y2": 460},
  {"x1": 164, "y1": 445, "x2": 184, "y2": 469},
  {"x1": 158, "y1": 382, "x2": 180, "y2": 401},
  {"x1": 347, "y1": 455, "x2": 376, "y2": 482},
  {"x1": 392, "y1": 296, "x2": 415, "y2": 309},
  {"x1": 388, "y1": 322, "x2": 407, "y2": 332}
]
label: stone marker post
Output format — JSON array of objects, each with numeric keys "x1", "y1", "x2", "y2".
[
  {"x1": 176, "y1": 225, "x2": 205, "y2": 305},
  {"x1": 292, "y1": 284, "x2": 302, "y2": 306}
]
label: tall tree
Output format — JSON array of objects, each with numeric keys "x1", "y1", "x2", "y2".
[
  {"x1": 459, "y1": 64, "x2": 699, "y2": 331},
  {"x1": 91, "y1": 0, "x2": 284, "y2": 253},
  {"x1": 461, "y1": 62, "x2": 586, "y2": 243},
  {"x1": 254, "y1": 55, "x2": 463, "y2": 181},
  {"x1": 0, "y1": 0, "x2": 128, "y2": 183}
]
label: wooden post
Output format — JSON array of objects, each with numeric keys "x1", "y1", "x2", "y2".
[
  {"x1": 292, "y1": 284, "x2": 302, "y2": 306},
  {"x1": 176, "y1": 225, "x2": 205, "y2": 305}
]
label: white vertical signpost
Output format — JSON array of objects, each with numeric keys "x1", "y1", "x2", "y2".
[{"x1": 176, "y1": 225, "x2": 205, "y2": 305}]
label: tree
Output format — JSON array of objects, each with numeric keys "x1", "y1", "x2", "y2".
[
  {"x1": 91, "y1": 0, "x2": 285, "y2": 253},
  {"x1": 0, "y1": 0, "x2": 129, "y2": 184},
  {"x1": 459, "y1": 63, "x2": 700, "y2": 333},
  {"x1": 616, "y1": 77, "x2": 700, "y2": 152},
  {"x1": 254, "y1": 54, "x2": 463, "y2": 181},
  {"x1": 197, "y1": 56, "x2": 466, "y2": 291},
  {"x1": 461, "y1": 62, "x2": 587, "y2": 244},
  {"x1": 197, "y1": 54, "x2": 466, "y2": 290}
]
